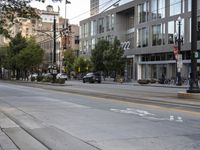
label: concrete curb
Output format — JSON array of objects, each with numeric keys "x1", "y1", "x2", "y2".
[{"x1": 177, "y1": 92, "x2": 200, "y2": 100}]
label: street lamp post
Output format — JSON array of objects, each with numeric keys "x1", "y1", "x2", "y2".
[
  {"x1": 52, "y1": 15, "x2": 57, "y2": 82},
  {"x1": 174, "y1": 16, "x2": 183, "y2": 86}
]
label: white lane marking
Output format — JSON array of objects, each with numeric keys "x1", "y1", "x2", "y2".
[
  {"x1": 176, "y1": 116, "x2": 183, "y2": 122},
  {"x1": 170, "y1": 116, "x2": 174, "y2": 121},
  {"x1": 110, "y1": 108, "x2": 183, "y2": 123}
]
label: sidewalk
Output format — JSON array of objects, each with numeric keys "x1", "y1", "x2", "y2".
[
  {"x1": 0, "y1": 113, "x2": 18, "y2": 150},
  {"x1": 102, "y1": 78, "x2": 189, "y2": 89}
]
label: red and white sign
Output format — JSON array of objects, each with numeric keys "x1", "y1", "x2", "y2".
[{"x1": 173, "y1": 46, "x2": 178, "y2": 60}]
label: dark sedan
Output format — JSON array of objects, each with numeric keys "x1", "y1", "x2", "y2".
[{"x1": 83, "y1": 72, "x2": 101, "y2": 83}]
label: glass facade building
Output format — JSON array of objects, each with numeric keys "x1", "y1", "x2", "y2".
[{"x1": 82, "y1": 0, "x2": 200, "y2": 81}]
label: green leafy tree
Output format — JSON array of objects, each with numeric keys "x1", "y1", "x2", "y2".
[
  {"x1": 16, "y1": 37, "x2": 44, "y2": 79},
  {"x1": 74, "y1": 56, "x2": 92, "y2": 74},
  {"x1": 91, "y1": 39, "x2": 110, "y2": 72},
  {"x1": 103, "y1": 37, "x2": 125, "y2": 77},
  {"x1": 63, "y1": 48, "x2": 75, "y2": 76},
  {"x1": 5, "y1": 33, "x2": 27, "y2": 79},
  {"x1": 0, "y1": 46, "x2": 8, "y2": 78}
]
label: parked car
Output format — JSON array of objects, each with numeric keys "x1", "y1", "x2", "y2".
[
  {"x1": 83, "y1": 72, "x2": 101, "y2": 83},
  {"x1": 28, "y1": 73, "x2": 38, "y2": 80},
  {"x1": 56, "y1": 73, "x2": 68, "y2": 80},
  {"x1": 42, "y1": 73, "x2": 53, "y2": 78}
]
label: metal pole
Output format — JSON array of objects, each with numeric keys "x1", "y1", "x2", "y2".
[
  {"x1": 187, "y1": 0, "x2": 200, "y2": 93},
  {"x1": 53, "y1": 15, "x2": 56, "y2": 64},
  {"x1": 52, "y1": 15, "x2": 57, "y2": 82},
  {"x1": 176, "y1": 20, "x2": 182, "y2": 85}
]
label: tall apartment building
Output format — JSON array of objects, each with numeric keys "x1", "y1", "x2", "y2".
[{"x1": 81, "y1": 0, "x2": 200, "y2": 81}]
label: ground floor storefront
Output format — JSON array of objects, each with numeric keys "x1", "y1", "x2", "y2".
[{"x1": 125, "y1": 53, "x2": 200, "y2": 82}]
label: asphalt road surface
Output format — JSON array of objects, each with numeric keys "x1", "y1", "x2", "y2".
[{"x1": 0, "y1": 81, "x2": 199, "y2": 150}]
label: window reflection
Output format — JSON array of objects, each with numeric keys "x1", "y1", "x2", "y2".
[
  {"x1": 152, "y1": 24, "x2": 164, "y2": 46},
  {"x1": 170, "y1": 0, "x2": 183, "y2": 16},
  {"x1": 151, "y1": 0, "x2": 165, "y2": 20},
  {"x1": 168, "y1": 21, "x2": 174, "y2": 44},
  {"x1": 138, "y1": 1, "x2": 149, "y2": 23},
  {"x1": 137, "y1": 27, "x2": 148, "y2": 48}
]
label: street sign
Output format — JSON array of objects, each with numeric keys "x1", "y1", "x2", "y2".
[
  {"x1": 177, "y1": 54, "x2": 183, "y2": 69},
  {"x1": 194, "y1": 50, "x2": 200, "y2": 59},
  {"x1": 173, "y1": 46, "x2": 178, "y2": 60}
]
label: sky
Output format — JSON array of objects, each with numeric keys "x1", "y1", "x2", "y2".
[{"x1": 30, "y1": 0, "x2": 90, "y2": 25}]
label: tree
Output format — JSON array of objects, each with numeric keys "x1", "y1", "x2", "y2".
[
  {"x1": 103, "y1": 37, "x2": 125, "y2": 77},
  {"x1": 74, "y1": 56, "x2": 92, "y2": 74},
  {"x1": 91, "y1": 39, "x2": 110, "y2": 72},
  {"x1": 5, "y1": 33, "x2": 27, "y2": 79},
  {"x1": 16, "y1": 37, "x2": 44, "y2": 79},
  {"x1": 63, "y1": 48, "x2": 75, "y2": 76},
  {"x1": 0, "y1": 46, "x2": 8, "y2": 79},
  {"x1": 0, "y1": 0, "x2": 62, "y2": 37}
]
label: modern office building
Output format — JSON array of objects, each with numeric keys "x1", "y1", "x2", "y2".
[
  {"x1": 90, "y1": 0, "x2": 133, "y2": 16},
  {"x1": 80, "y1": 0, "x2": 200, "y2": 81}
]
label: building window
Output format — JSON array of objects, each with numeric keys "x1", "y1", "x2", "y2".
[
  {"x1": 75, "y1": 36, "x2": 79, "y2": 44},
  {"x1": 106, "y1": 14, "x2": 114, "y2": 32},
  {"x1": 188, "y1": 0, "x2": 191, "y2": 11},
  {"x1": 111, "y1": 14, "x2": 114, "y2": 31},
  {"x1": 92, "y1": 38, "x2": 96, "y2": 49},
  {"x1": 152, "y1": 24, "x2": 163, "y2": 46},
  {"x1": 137, "y1": 27, "x2": 148, "y2": 48},
  {"x1": 106, "y1": 15, "x2": 111, "y2": 32},
  {"x1": 138, "y1": 1, "x2": 149, "y2": 23},
  {"x1": 91, "y1": 20, "x2": 94, "y2": 36},
  {"x1": 170, "y1": 0, "x2": 184, "y2": 16},
  {"x1": 151, "y1": 0, "x2": 165, "y2": 20},
  {"x1": 84, "y1": 23, "x2": 89, "y2": 37},
  {"x1": 91, "y1": 20, "x2": 97, "y2": 36},
  {"x1": 168, "y1": 21, "x2": 174, "y2": 44},
  {"x1": 98, "y1": 18, "x2": 104, "y2": 34}
]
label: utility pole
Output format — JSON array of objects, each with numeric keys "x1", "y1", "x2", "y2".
[
  {"x1": 52, "y1": 15, "x2": 57, "y2": 82},
  {"x1": 187, "y1": 0, "x2": 200, "y2": 93},
  {"x1": 53, "y1": 15, "x2": 56, "y2": 64}
]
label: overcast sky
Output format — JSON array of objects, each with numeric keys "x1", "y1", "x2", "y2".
[{"x1": 30, "y1": 0, "x2": 90, "y2": 25}]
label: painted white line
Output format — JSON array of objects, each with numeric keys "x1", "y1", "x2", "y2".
[{"x1": 110, "y1": 108, "x2": 183, "y2": 123}]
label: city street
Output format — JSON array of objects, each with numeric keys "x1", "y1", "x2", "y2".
[{"x1": 0, "y1": 81, "x2": 200, "y2": 150}]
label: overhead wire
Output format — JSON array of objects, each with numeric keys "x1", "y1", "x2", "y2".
[
  {"x1": 38, "y1": 0, "x2": 185, "y2": 44},
  {"x1": 69, "y1": 0, "x2": 117, "y2": 21}
]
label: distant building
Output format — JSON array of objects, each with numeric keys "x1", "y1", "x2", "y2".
[{"x1": 0, "y1": 5, "x2": 80, "y2": 73}]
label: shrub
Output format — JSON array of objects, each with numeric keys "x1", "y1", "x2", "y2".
[
  {"x1": 137, "y1": 79, "x2": 150, "y2": 84},
  {"x1": 37, "y1": 76, "x2": 43, "y2": 82},
  {"x1": 42, "y1": 76, "x2": 53, "y2": 82},
  {"x1": 31, "y1": 76, "x2": 36, "y2": 82},
  {"x1": 150, "y1": 79, "x2": 157, "y2": 84},
  {"x1": 55, "y1": 78, "x2": 65, "y2": 84}
]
